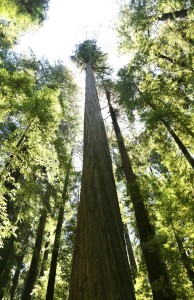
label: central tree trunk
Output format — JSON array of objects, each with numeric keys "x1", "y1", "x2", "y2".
[{"x1": 69, "y1": 62, "x2": 135, "y2": 300}]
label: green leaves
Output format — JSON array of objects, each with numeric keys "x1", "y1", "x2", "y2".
[{"x1": 71, "y1": 39, "x2": 108, "y2": 72}]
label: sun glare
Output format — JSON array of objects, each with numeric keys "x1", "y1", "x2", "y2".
[{"x1": 15, "y1": 0, "x2": 130, "y2": 71}]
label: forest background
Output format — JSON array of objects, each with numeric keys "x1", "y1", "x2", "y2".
[{"x1": 0, "y1": 0, "x2": 193, "y2": 299}]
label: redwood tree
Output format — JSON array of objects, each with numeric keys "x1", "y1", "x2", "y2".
[
  {"x1": 69, "y1": 40, "x2": 135, "y2": 300},
  {"x1": 105, "y1": 88, "x2": 176, "y2": 299}
]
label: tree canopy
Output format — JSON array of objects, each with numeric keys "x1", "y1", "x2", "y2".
[{"x1": 0, "y1": 0, "x2": 193, "y2": 299}]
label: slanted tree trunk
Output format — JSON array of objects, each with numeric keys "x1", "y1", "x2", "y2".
[
  {"x1": 0, "y1": 235, "x2": 15, "y2": 279},
  {"x1": 123, "y1": 224, "x2": 137, "y2": 280},
  {"x1": 161, "y1": 119, "x2": 194, "y2": 168},
  {"x1": 106, "y1": 90, "x2": 176, "y2": 300},
  {"x1": 158, "y1": 9, "x2": 188, "y2": 21},
  {"x1": 136, "y1": 85, "x2": 194, "y2": 169},
  {"x1": 170, "y1": 221, "x2": 194, "y2": 288},
  {"x1": 0, "y1": 261, "x2": 13, "y2": 299},
  {"x1": 39, "y1": 233, "x2": 50, "y2": 278},
  {"x1": 0, "y1": 125, "x2": 31, "y2": 261},
  {"x1": 21, "y1": 183, "x2": 51, "y2": 300},
  {"x1": 46, "y1": 158, "x2": 71, "y2": 300},
  {"x1": 69, "y1": 62, "x2": 135, "y2": 300},
  {"x1": 175, "y1": 234, "x2": 194, "y2": 288},
  {"x1": 9, "y1": 253, "x2": 25, "y2": 300}
]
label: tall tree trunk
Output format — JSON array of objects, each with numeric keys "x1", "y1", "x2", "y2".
[
  {"x1": 161, "y1": 119, "x2": 194, "y2": 168},
  {"x1": 9, "y1": 253, "x2": 25, "y2": 300},
  {"x1": 136, "y1": 85, "x2": 194, "y2": 169},
  {"x1": 21, "y1": 183, "x2": 51, "y2": 300},
  {"x1": 69, "y1": 62, "x2": 135, "y2": 300},
  {"x1": 0, "y1": 126, "x2": 31, "y2": 273},
  {"x1": 123, "y1": 224, "x2": 137, "y2": 280},
  {"x1": 46, "y1": 158, "x2": 71, "y2": 300},
  {"x1": 106, "y1": 91, "x2": 176, "y2": 300},
  {"x1": 170, "y1": 221, "x2": 194, "y2": 288},
  {"x1": 175, "y1": 235, "x2": 194, "y2": 288},
  {"x1": 0, "y1": 235, "x2": 15, "y2": 279},
  {"x1": 0, "y1": 222, "x2": 30, "y2": 299},
  {"x1": 0, "y1": 263, "x2": 12, "y2": 299},
  {"x1": 39, "y1": 233, "x2": 50, "y2": 278}
]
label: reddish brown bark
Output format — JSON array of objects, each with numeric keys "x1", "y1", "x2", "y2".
[
  {"x1": 106, "y1": 90, "x2": 176, "y2": 299},
  {"x1": 69, "y1": 63, "x2": 135, "y2": 300}
]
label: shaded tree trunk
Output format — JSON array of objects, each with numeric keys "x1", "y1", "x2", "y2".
[
  {"x1": 123, "y1": 223, "x2": 137, "y2": 280},
  {"x1": 170, "y1": 221, "x2": 194, "y2": 289},
  {"x1": 39, "y1": 233, "x2": 50, "y2": 278},
  {"x1": 0, "y1": 235, "x2": 15, "y2": 279},
  {"x1": 21, "y1": 183, "x2": 51, "y2": 300},
  {"x1": 162, "y1": 119, "x2": 194, "y2": 168},
  {"x1": 175, "y1": 235, "x2": 194, "y2": 288},
  {"x1": 0, "y1": 124, "x2": 31, "y2": 259},
  {"x1": 158, "y1": 9, "x2": 188, "y2": 21},
  {"x1": 106, "y1": 90, "x2": 176, "y2": 300},
  {"x1": 69, "y1": 62, "x2": 135, "y2": 300},
  {"x1": 46, "y1": 158, "x2": 72, "y2": 300},
  {"x1": 9, "y1": 253, "x2": 25, "y2": 300},
  {"x1": 136, "y1": 85, "x2": 194, "y2": 169}
]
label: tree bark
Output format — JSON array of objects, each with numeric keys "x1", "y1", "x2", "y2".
[
  {"x1": 158, "y1": 9, "x2": 188, "y2": 21},
  {"x1": 123, "y1": 224, "x2": 137, "y2": 280},
  {"x1": 46, "y1": 159, "x2": 71, "y2": 300},
  {"x1": 9, "y1": 253, "x2": 25, "y2": 300},
  {"x1": 136, "y1": 85, "x2": 194, "y2": 169},
  {"x1": 162, "y1": 119, "x2": 194, "y2": 169},
  {"x1": 170, "y1": 221, "x2": 194, "y2": 289},
  {"x1": 39, "y1": 233, "x2": 50, "y2": 278},
  {"x1": 21, "y1": 183, "x2": 51, "y2": 300},
  {"x1": 69, "y1": 62, "x2": 135, "y2": 300},
  {"x1": 106, "y1": 91, "x2": 176, "y2": 300},
  {"x1": 175, "y1": 235, "x2": 194, "y2": 288}
]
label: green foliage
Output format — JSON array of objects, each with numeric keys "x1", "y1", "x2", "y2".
[{"x1": 71, "y1": 39, "x2": 108, "y2": 73}]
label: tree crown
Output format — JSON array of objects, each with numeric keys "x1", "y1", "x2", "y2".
[{"x1": 71, "y1": 39, "x2": 108, "y2": 72}]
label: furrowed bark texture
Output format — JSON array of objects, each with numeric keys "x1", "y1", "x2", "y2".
[
  {"x1": 106, "y1": 91, "x2": 176, "y2": 300},
  {"x1": 69, "y1": 63, "x2": 135, "y2": 300},
  {"x1": 46, "y1": 160, "x2": 71, "y2": 300}
]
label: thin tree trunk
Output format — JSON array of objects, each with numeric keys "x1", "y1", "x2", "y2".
[
  {"x1": 21, "y1": 183, "x2": 51, "y2": 300},
  {"x1": 170, "y1": 221, "x2": 194, "y2": 288},
  {"x1": 39, "y1": 233, "x2": 50, "y2": 278},
  {"x1": 9, "y1": 253, "x2": 25, "y2": 300},
  {"x1": 0, "y1": 126, "x2": 31, "y2": 269},
  {"x1": 0, "y1": 223, "x2": 30, "y2": 299},
  {"x1": 69, "y1": 62, "x2": 135, "y2": 300},
  {"x1": 0, "y1": 264, "x2": 12, "y2": 299},
  {"x1": 106, "y1": 91, "x2": 176, "y2": 300},
  {"x1": 175, "y1": 235, "x2": 194, "y2": 288},
  {"x1": 46, "y1": 158, "x2": 72, "y2": 300},
  {"x1": 158, "y1": 9, "x2": 188, "y2": 21},
  {"x1": 162, "y1": 119, "x2": 194, "y2": 168},
  {"x1": 136, "y1": 85, "x2": 194, "y2": 169},
  {"x1": 0, "y1": 235, "x2": 15, "y2": 278},
  {"x1": 123, "y1": 224, "x2": 137, "y2": 280}
]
